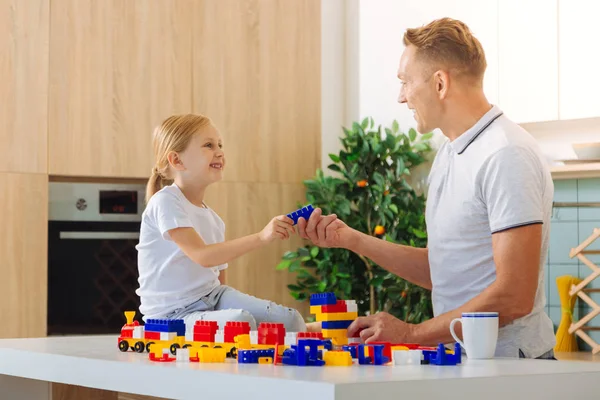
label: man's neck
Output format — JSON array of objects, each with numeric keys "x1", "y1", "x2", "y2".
[{"x1": 440, "y1": 94, "x2": 493, "y2": 141}]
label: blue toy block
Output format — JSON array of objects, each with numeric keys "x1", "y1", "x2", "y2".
[
  {"x1": 427, "y1": 343, "x2": 462, "y2": 366},
  {"x1": 323, "y1": 339, "x2": 333, "y2": 351},
  {"x1": 282, "y1": 339, "x2": 325, "y2": 366},
  {"x1": 357, "y1": 344, "x2": 389, "y2": 365},
  {"x1": 287, "y1": 205, "x2": 315, "y2": 225},
  {"x1": 237, "y1": 349, "x2": 275, "y2": 364},
  {"x1": 144, "y1": 319, "x2": 185, "y2": 336},
  {"x1": 342, "y1": 345, "x2": 358, "y2": 359},
  {"x1": 310, "y1": 292, "x2": 337, "y2": 306},
  {"x1": 321, "y1": 320, "x2": 353, "y2": 330}
]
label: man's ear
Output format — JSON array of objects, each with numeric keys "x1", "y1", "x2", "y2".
[
  {"x1": 167, "y1": 151, "x2": 185, "y2": 171},
  {"x1": 434, "y1": 70, "x2": 450, "y2": 100}
]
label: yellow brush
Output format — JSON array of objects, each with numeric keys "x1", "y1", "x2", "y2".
[{"x1": 554, "y1": 275, "x2": 582, "y2": 353}]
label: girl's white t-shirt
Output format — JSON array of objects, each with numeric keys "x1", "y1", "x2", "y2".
[{"x1": 135, "y1": 184, "x2": 227, "y2": 320}]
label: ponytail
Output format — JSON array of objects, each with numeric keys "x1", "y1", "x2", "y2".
[{"x1": 145, "y1": 168, "x2": 164, "y2": 204}]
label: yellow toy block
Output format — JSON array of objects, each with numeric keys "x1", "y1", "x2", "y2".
[
  {"x1": 391, "y1": 345, "x2": 409, "y2": 351},
  {"x1": 316, "y1": 312, "x2": 358, "y2": 322},
  {"x1": 332, "y1": 336, "x2": 348, "y2": 346},
  {"x1": 258, "y1": 357, "x2": 273, "y2": 364},
  {"x1": 324, "y1": 351, "x2": 352, "y2": 366},
  {"x1": 235, "y1": 334, "x2": 251, "y2": 350},
  {"x1": 198, "y1": 347, "x2": 227, "y2": 363},
  {"x1": 322, "y1": 328, "x2": 348, "y2": 338},
  {"x1": 310, "y1": 305, "x2": 323, "y2": 315}
]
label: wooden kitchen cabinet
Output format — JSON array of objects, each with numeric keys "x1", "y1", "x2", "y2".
[
  {"x1": 498, "y1": 0, "x2": 558, "y2": 124},
  {"x1": 0, "y1": 0, "x2": 49, "y2": 174},
  {"x1": 0, "y1": 173, "x2": 47, "y2": 338},
  {"x1": 49, "y1": 0, "x2": 193, "y2": 178},
  {"x1": 558, "y1": 0, "x2": 600, "y2": 121}
]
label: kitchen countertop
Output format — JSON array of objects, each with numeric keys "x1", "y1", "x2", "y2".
[{"x1": 1, "y1": 335, "x2": 600, "y2": 399}]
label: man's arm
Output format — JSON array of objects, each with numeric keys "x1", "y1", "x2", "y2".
[
  {"x1": 412, "y1": 223, "x2": 541, "y2": 345},
  {"x1": 351, "y1": 232, "x2": 432, "y2": 290},
  {"x1": 297, "y1": 207, "x2": 431, "y2": 289}
]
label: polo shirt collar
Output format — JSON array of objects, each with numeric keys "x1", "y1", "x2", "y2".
[{"x1": 449, "y1": 105, "x2": 504, "y2": 155}]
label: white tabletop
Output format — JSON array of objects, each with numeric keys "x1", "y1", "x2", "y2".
[{"x1": 1, "y1": 335, "x2": 600, "y2": 400}]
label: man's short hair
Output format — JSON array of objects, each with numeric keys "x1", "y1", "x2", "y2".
[{"x1": 403, "y1": 18, "x2": 487, "y2": 82}]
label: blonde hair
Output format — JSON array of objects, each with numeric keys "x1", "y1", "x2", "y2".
[
  {"x1": 146, "y1": 114, "x2": 213, "y2": 203},
  {"x1": 403, "y1": 18, "x2": 486, "y2": 82}
]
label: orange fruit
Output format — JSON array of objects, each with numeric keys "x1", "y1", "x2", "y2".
[
  {"x1": 357, "y1": 180, "x2": 368, "y2": 187},
  {"x1": 374, "y1": 225, "x2": 385, "y2": 235}
]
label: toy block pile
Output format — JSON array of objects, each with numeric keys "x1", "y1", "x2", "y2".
[
  {"x1": 310, "y1": 293, "x2": 359, "y2": 346},
  {"x1": 145, "y1": 319, "x2": 185, "y2": 341}
]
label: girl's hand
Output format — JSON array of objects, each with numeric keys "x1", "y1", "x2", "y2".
[{"x1": 259, "y1": 215, "x2": 295, "y2": 242}]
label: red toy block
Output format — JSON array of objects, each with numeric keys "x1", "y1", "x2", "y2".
[
  {"x1": 193, "y1": 321, "x2": 218, "y2": 343},
  {"x1": 367, "y1": 342, "x2": 392, "y2": 361},
  {"x1": 144, "y1": 331, "x2": 161, "y2": 340},
  {"x1": 322, "y1": 300, "x2": 348, "y2": 313},
  {"x1": 224, "y1": 321, "x2": 251, "y2": 343},
  {"x1": 392, "y1": 343, "x2": 420, "y2": 350},
  {"x1": 120, "y1": 329, "x2": 133, "y2": 339},
  {"x1": 149, "y1": 352, "x2": 175, "y2": 362},
  {"x1": 297, "y1": 332, "x2": 324, "y2": 340},
  {"x1": 258, "y1": 322, "x2": 285, "y2": 345}
]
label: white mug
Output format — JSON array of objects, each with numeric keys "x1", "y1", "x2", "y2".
[{"x1": 449, "y1": 312, "x2": 499, "y2": 359}]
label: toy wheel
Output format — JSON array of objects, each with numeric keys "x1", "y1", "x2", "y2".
[
  {"x1": 200, "y1": 344, "x2": 209, "y2": 348},
  {"x1": 118, "y1": 340, "x2": 129, "y2": 352},
  {"x1": 146, "y1": 342, "x2": 154, "y2": 353},
  {"x1": 227, "y1": 347, "x2": 237, "y2": 359},
  {"x1": 183, "y1": 344, "x2": 191, "y2": 349},
  {"x1": 134, "y1": 341, "x2": 145, "y2": 353},
  {"x1": 170, "y1": 343, "x2": 180, "y2": 355},
  {"x1": 213, "y1": 345, "x2": 223, "y2": 348}
]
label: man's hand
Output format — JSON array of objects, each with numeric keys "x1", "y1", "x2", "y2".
[
  {"x1": 347, "y1": 312, "x2": 416, "y2": 344},
  {"x1": 296, "y1": 207, "x2": 358, "y2": 249}
]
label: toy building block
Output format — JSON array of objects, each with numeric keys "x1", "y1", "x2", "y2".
[
  {"x1": 393, "y1": 343, "x2": 420, "y2": 350},
  {"x1": 358, "y1": 344, "x2": 389, "y2": 365},
  {"x1": 145, "y1": 319, "x2": 186, "y2": 336},
  {"x1": 144, "y1": 331, "x2": 161, "y2": 341},
  {"x1": 258, "y1": 322, "x2": 286, "y2": 345},
  {"x1": 224, "y1": 321, "x2": 251, "y2": 343},
  {"x1": 310, "y1": 293, "x2": 337, "y2": 306},
  {"x1": 324, "y1": 350, "x2": 353, "y2": 366},
  {"x1": 282, "y1": 339, "x2": 325, "y2": 366},
  {"x1": 285, "y1": 332, "x2": 298, "y2": 346},
  {"x1": 322, "y1": 328, "x2": 347, "y2": 338},
  {"x1": 238, "y1": 349, "x2": 275, "y2": 364},
  {"x1": 317, "y1": 311, "x2": 358, "y2": 322},
  {"x1": 297, "y1": 332, "x2": 324, "y2": 340},
  {"x1": 235, "y1": 334, "x2": 252, "y2": 350},
  {"x1": 423, "y1": 343, "x2": 461, "y2": 366},
  {"x1": 176, "y1": 348, "x2": 190, "y2": 362},
  {"x1": 193, "y1": 321, "x2": 218, "y2": 343},
  {"x1": 322, "y1": 320, "x2": 353, "y2": 330},
  {"x1": 259, "y1": 357, "x2": 273, "y2": 364},
  {"x1": 160, "y1": 332, "x2": 177, "y2": 341},
  {"x1": 310, "y1": 305, "x2": 323, "y2": 315},
  {"x1": 345, "y1": 300, "x2": 358, "y2": 313},
  {"x1": 332, "y1": 337, "x2": 349, "y2": 346},
  {"x1": 392, "y1": 349, "x2": 422, "y2": 365},
  {"x1": 367, "y1": 342, "x2": 392, "y2": 361},
  {"x1": 321, "y1": 300, "x2": 348, "y2": 313},
  {"x1": 250, "y1": 331, "x2": 258, "y2": 345},
  {"x1": 348, "y1": 337, "x2": 362, "y2": 345},
  {"x1": 287, "y1": 205, "x2": 315, "y2": 225}
]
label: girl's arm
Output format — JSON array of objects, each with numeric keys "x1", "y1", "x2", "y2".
[{"x1": 168, "y1": 215, "x2": 294, "y2": 268}]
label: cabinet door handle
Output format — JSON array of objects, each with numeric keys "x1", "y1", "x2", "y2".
[{"x1": 59, "y1": 232, "x2": 140, "y2": 240}]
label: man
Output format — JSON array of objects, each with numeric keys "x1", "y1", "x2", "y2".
[{"x1": 298, "y1": 18, "x2": 555, "y2": 359}]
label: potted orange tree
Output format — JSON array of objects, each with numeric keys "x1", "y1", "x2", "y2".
[{"x1": 277, "y1": 117, "x2": 434, "y2": 323}]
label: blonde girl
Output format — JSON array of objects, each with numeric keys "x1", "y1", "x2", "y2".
[{"x1": 135, "y1": 114, "x2": 306, "y2": 332}]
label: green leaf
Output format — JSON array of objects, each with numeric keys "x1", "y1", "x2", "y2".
[
  {"x1": 413, "y1": 142, "x2": 429, "y2": 152},
  {"x1": 310, "y1": 247, "x2": 319, "y2": 258},
  {"x1": 329, "y1": 153, "x2": 340, "y2": 163},
  {"x1": 337, "y1": 272, "x2": 351, "y2": 278},
  {"x1": 298, "y1": 247, "x2": 310, "y2": 257},
  {"x1": 412, "y1": 229, "x2": 427, "y2": 239},
  {"x1": 287, "y1": 284, "x2": 303, "y2": 291},
  {"x1": 420, "y1": 132, "x2": 433, "y2": 141},
  {"x1": 409, "y1": 128, "x2": 417, "y2": 141},
  {"x1": 328, "y1": 164, "x2": 342, "y2": 173},
  {"x1": 389, "y1": 204, "x2": 399, "y2": 214},
  {"x1": 282, "y1": 251, "x2": 298, "y2": 260},
  {"x1": 361, "y1": 117, "x2": 369, "y2": 129},
  {"x1": 289, "y1": 260, "x2": 301, "y2": 272},
  {"x1": 276, "y1": 260, "x2": 291, "y2": 270},
  {"x1": 317, "y1": 280, "x2": 327, "y2": 292},
  {"x1": 392, "y1": 120, "x2": 399, "y2": 134},
  {"x1": 373, "y1": 172, "x2": 385, "y2": 187}
]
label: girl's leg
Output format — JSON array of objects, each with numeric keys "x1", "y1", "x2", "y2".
[
  {"x1": 181, "y1": 308, "x2": 258, "y2": 332},
  {"x1": 215, "y1": 287, "x2": 307, "y2": 332}
]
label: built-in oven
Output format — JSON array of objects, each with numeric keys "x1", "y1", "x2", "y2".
[{"x1": 48, "y1": 182, "x2": 146, "y2": 335}]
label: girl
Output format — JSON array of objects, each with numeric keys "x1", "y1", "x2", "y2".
[{"x1": 135, "y1": 113, "x2": 307, "y2": 333}]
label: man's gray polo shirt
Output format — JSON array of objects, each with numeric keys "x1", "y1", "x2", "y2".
[{"x1": 426, "y1": 105, "x2": 555, "y2": 358}]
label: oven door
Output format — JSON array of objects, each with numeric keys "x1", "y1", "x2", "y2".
[{"x1": 47, "y1": 220, "x2": 141, "y2": 335}]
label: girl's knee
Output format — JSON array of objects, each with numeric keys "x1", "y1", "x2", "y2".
[
  {"x1": 268, "y1": 305, "x2": 306, "y2": 332},
  {"x1": 225, "y1": 309, "x2": 258, "y2": 330}
]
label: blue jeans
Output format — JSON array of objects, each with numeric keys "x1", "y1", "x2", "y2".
[{"x1": 165, "y1": 285, "x2": 306, "y2": 332}]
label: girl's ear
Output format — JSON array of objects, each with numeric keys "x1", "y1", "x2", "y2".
[{"x1": 167, "y1": 151, "x2": 185, "y2": 171}]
